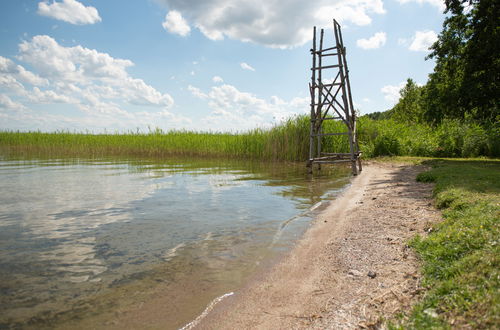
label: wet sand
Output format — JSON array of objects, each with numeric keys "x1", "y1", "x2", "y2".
[{"x1": 195, "y1": 162, "x2": 441, "y2": 329}]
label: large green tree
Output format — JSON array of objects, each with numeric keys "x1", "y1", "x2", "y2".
[
  {"x1": 391, "y1": 78, "x2": 425, "y2": 123},
  {"x1": 424, "y1": 0, "x2": 499, "y2": 124}
]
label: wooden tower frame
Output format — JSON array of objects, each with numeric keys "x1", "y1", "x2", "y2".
[{"x1": 307, "y1": 20, "x2": 362, "y2": 175}]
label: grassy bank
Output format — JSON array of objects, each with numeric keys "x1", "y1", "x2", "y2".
[
  {"x1": 393, "y1": 159, "x2": 499, "y2": 328},
  {"x1": 1, "y1": 115, "x2": 499, "y2": 160}
]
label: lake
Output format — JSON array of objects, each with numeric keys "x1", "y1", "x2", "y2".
[{"x1": 0, "y1": 156, "x2": 351, "y2": 329}]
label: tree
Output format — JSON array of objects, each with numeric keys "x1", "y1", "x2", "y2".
[
  {"x1": 391, "y1": 79, "x2": 425, "y2": 123},
  {"x1": 424, "y1": 0, "x2": 499, "y2": 124}
]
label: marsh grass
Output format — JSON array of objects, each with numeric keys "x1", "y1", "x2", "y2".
[
  {"x1": 0, "y1": 116, "x2": 311, "y2": 161},
  {"x1": 390, "y1": 159, "x2": 500, "y2": 329},
  {"x1": 1, "y1": 115, "x2": 498, "y2": 160}
]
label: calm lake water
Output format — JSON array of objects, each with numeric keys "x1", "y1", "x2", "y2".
[{"x1": 0, "y1": 156, "x2": 351, "y2": 329}]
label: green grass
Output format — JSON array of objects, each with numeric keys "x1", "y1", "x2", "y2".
[
  {"x1": 391, "y1": 159, "x2": 500, "y2": 329},
  {"x1": 1, "y1": 115, "x2": 499, "y2": 160},
  {"x1": 0, "y1": 116, "x2": 310, "y2": 161}
]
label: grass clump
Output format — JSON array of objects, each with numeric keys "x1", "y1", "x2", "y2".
[{"x1": 395, "y1": 159, "x2": 500, "y2": 328}]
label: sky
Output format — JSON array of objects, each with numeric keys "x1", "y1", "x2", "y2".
[{"x1": 0, "y1": 0, "x2": 446, "y2": 133}]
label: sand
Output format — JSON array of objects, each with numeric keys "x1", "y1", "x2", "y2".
[{"x1": 195, "y1": 162, "x2": 441, "y2": 329}]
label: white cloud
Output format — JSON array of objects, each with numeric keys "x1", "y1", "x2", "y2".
[
  {"x1": 240, "y1": 62, "x2": 255, "y2": 71},
  {"x1": 18, "y1": 35, "x2": 133, "y2": 82},
  {"x1": 29, "y1": 87, "x2": 77, "y2": 103},
  {"x1": 381, "y1": 81, "x2": 406, "y2": 104},
  {"x1": 122, "y1": 78, "x2": 174, "y2": 107},
  {"x1": 0, "y1": 94, "x2": 27, "y2": 112},
  {"x1": 0, "y1": 35, "x2": 185, "y2": 132},
  {"x1": 162, "y1": 10, "x2": 191, "y2": 36},
  {"x1": 0, "y1": 74, "x2": 27, "y2": 94},
  {"x1": 356, "y1": 32, "x2": 387, "y2": 49},
  {"x1": 397, "y1": 0, "x2": 445, "y2": 11},
  {"x1": 16, "y1": 35, "x2": 174, "y2": 109},
  {"x1": 0, "y1": 56, "x2": 48, "y2": 86},
  {"x1": 212, "y1": 76, "x2": 224, "y2": 83},
  {"x1": 186, "y1": 84, "x2": 309, "y2": 131},
  {"x1": 289, "y1": 96, "x2": 309, "y2": 109},
  {"x1": 37, "y1": 0, "x2": 101, "y2": 25},
  {"x1": 187, "y1": 85, "x2": 208, "y2": 99},
  {"x1": 409, "y1": 30, "x2": 438, "y2": 52},
  {"x1": 156, "y1": 0, "x2": 385, "y2": 48}
]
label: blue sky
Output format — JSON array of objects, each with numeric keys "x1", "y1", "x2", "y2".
[{"x1": 0, "y1": 0, "x2": 445, "y2": 132}]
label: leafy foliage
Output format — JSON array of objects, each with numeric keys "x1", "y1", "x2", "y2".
[
  {"x1": 390, "y1": 79, "x2": 425, "y2": 123},
  {"x1": 424, "y1": 0, "x2": 499, "y2": 124}
]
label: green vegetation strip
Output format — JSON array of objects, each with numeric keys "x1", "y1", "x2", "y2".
[
  {"x1": 1, "y1": 115, "x2": 498, "y2": 161},
  {"x1": 393, "y1": 159, "x2": 499, "y2": 329}
]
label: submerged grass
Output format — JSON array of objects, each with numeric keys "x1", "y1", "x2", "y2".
[{"x1": 391, "y1": 159, "x2": 500, "y2": 329}]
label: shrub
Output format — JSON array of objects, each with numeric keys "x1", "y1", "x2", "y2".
[{"x1": 372, "y1": 134, "x2": 401, "y2": 156}]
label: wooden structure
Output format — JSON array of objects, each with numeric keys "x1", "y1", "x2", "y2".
[{"x1": 307, "y1": 20, "x2": 362, "y2": 175}]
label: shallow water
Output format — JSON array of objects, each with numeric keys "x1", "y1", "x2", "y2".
[{"x1": 0, "y1": 156, "x2": 350, "y2": 329}]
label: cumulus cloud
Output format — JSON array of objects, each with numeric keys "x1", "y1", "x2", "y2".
[
  {"x1": 29, "y1": 87, "x2": 77, "y2": 103},
  {"x1": 162, "y1": 10, "x2": 191, "y2": 36},
  {"x1": 0, "y1": 56, "x2": 48, "y2": 86},
  {"x1": 186, "y1": 84, "x2": 309, "y2": 131},
  {"x1": 240, "y1": 62, "x2": 255, "y2": 71},
  {"x1": 409, "y1": 30, "x2": 438, "y2": 52},
  {"x1": 397, "y1": 0, "x2": 445, "y2": 11},
  {"x1": 356, "y1": 32, "x2": 387, "y2": 49},
  {"x1": 0, "y1": 94, "x2": 27, "y2": 112},
  {"x1": 381, "y1": 81, "x2": 406, "y2": 104},
  {"x1": 187, "y1": 85, "x2": 208, "y2": 99},
  {"x1": 212, "y1": 76, "x2": 223, "y2": 83},
  {"x1": 0, "y1": 35, "x2": 186, "y2": 132},
  {"x1": 156, "y1": 0, "x2": 385, "y2": 48},
  {"x1": 17, "y1": 35, "x2": 133, "y2": 82},
  {"x1": 15, "y1": 35, "x2": 174, "y2": 109},
  {"x1": 37, "y1": 0, "x2": 101, "y2": 25},
  {"x1": 122, "y1": 78, "x2": 174, "y2": 107}
]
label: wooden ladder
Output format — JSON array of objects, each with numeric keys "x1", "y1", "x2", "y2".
[{"x1": 307, "y1": 19, "x2": 362, "y2": 175}]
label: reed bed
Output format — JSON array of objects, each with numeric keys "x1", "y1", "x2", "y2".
[
  {"x1": 0, "y1": 116, "x2": 310, "y2": 161},
  {"x1": 1, "y1": 115, "x2": 498, "y2": 160}
]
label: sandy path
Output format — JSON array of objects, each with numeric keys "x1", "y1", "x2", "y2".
[{"x1": 196, "y1": 163, "x2": 440, "y2": 329}]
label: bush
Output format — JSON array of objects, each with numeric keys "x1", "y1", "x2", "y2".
[
  {"x1": 373, "y1": 134, "x2": 401, "y2": 156},
  {"x1": 434, "y1": 119, "x2": 465, "y2": 157},
  {"x1": 462, "y1": 124, "x2": 490, "y2": 157}
]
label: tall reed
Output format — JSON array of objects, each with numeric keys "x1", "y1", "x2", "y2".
[{"x1": 1, "y1": 115, "x2": 498, "y2": 160}]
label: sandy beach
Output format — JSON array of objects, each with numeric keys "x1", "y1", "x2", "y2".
[{"x1": 193, "y1": 162, "x2": 441, "y2": 329}]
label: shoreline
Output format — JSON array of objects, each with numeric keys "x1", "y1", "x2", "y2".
[{"x1": 195, "y1": 162, "x2": 440, "y2": 329}]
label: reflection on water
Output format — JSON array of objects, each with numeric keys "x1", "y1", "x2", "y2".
[{"x1": 0, "y1": 156, "x2": 350, "y2": 328}]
